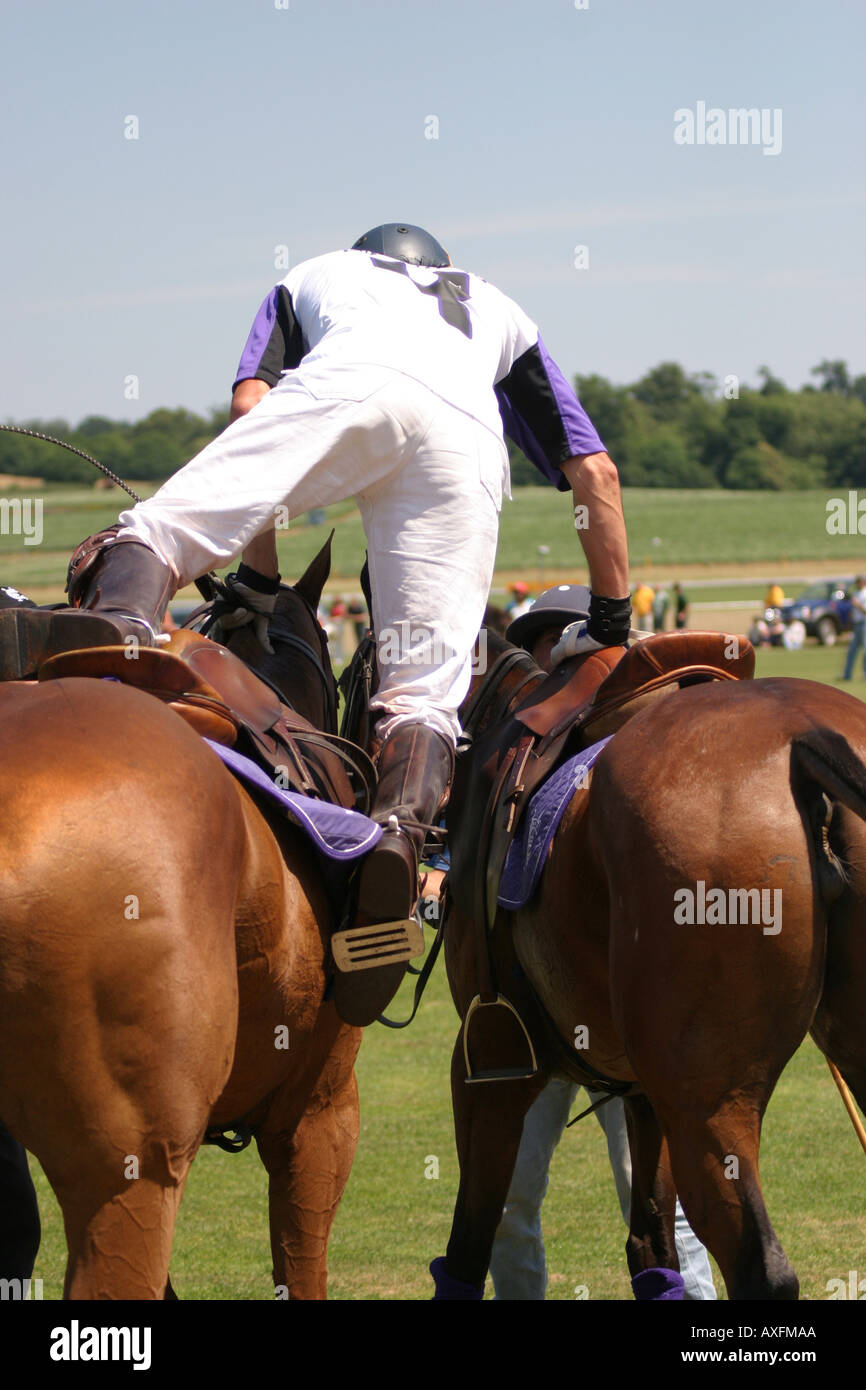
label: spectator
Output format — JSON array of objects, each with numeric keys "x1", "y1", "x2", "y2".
[
  {"x1": 842, "y1": 575, "x2": 866, "y2": 681},
  {"x1": 652, "y1": 584, "x2": 670, "y2": 633},
  {"x1": 673, "y1": 582, "x2": 689, "y2": 630},
  {"x1": 632, "y1": 580, "x2": 655, "y2": 632},
  {"x1": 505, "y1": 581, "x2": 533, "y2": 619},
  {"x1": 346, "y1": 595, "x2": 368, "y2": 644}
]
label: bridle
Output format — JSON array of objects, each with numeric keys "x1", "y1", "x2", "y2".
[{"x1": 189, "y1": 581, "x2": 339, "y2": 733}]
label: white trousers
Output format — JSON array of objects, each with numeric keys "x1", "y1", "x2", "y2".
[{"x1": 117, "y1": 365, "x2": 508, "y2": 744}]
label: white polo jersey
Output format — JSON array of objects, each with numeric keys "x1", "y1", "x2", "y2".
[{"x1": 234, "y1": 249, "x2": 604, "y2": 489}]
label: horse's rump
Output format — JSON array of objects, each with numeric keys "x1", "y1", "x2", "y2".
[{"x1": 0, "y1": 678, "x2": 247, "y2": 1153}]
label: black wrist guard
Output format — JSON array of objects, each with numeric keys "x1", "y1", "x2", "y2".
[
  {"x1": 235, "y1": 562, "x2": 281, "y2": 596},
  {"x1": 587, "y1": 593, "x2": 632, "y2": 646}
]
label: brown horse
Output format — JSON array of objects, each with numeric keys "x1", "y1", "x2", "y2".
[
  {"x1": 434, "y1": 629, "x2": 866, "y2": 1300},
  {"x1": 0, "y1": 542, "x2": 362, "y2": 1299}
]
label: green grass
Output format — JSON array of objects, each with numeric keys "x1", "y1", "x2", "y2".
[
  {"x1": 619, "y1": 489, "x2": 856, "y2": 570},
  {"x1": 494, "y1": 487, "x2": 863, "y2": 576},
  {"x1": 755, "y1": 640, "x2": 866, "y2": 691},
  {"x1": 0, "y1": 485, "x2": 861, "y2": 596},
  {"x1": 0, "y1": 488, "x2": 362, "y2": 593}
]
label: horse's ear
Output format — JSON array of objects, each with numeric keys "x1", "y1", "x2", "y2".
[{"x1": 294, "y1": 530, "x2": 333, "y2": 609}]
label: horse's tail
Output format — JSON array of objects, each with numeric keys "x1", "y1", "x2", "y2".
[
  {"x1": 790, "y1": 727, "x2": 866, "y2": 902},
  {"x1": 792, "y1": 727, "x2": 866, "y2": 819}
]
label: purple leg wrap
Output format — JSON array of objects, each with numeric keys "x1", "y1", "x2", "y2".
[
  {"x1": 632, "y1": 1267, "x2": 685, "y2": 1301},
  {"x1": 430, "y1": 1256, "x2": 484, "y2": 1301}
]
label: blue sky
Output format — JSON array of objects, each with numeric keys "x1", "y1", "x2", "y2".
[{"x1": 2, "y1": 0, "x2": 863, "y2": 423}]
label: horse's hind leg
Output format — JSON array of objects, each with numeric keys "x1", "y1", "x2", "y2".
[
  {"x1": 623, "y1": 1094, "x2": 682, "y2": 1299},
  {"x1": 0, "y1": 1120, "x2": 40, "y2": 1280},
  {"x1": 620, "y1": 947, "x2": 800, "y2": 1299},
  {"x1": 659, "y1": 1092, "x2": 798, "y2": 1301}
]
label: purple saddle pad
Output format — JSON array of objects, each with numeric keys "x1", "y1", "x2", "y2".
[
  {"x1": 498, "y1": 735, "x2": 613, "y2": 910},
  {"x1": 204, "y1": 739, "x2": 382, "y2": 861}
]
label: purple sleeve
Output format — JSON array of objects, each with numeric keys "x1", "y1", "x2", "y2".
[
  {"x1": 496, "y1": 337, "x2": 605, "y2": 490},
  {"x1": 233, "y1": 285, "x2": 305, "y2": 390}
]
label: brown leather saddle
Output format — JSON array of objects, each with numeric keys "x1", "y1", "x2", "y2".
[
  {"x1": 38, "y1": 629, "x2": 373, "y2": 813},
  {"x1": 448, "y1": 631, "x2": 756, "y2": 931}
]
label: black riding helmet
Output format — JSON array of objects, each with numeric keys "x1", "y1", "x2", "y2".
[
  {"x1": 352, "y1": 223, "x2": 451, "y2": 268},
  {"x1": 506, "y1": 584, "x2": 591, "y2": 651}
]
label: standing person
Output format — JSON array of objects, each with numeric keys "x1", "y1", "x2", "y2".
[
  {"x1": 487, "y1": 587, "x2": 716, "y2": 1301},
  {"x1": 673, "y1": 582, "x2": 689, "y2": 630},
  {"x1": 842, "y1": 576, "x2": 866, "y2": 681},
  {"x1": 506, "y1": 581, "x2": 533, "y2": 619},
  {"x1": 13, "y1": 223, "x2": 631, "y2": 1023},
  {"x1": 632, "y1": 580, "x2": 655, "y2": 632},
  {"x1": 652, "y1": 583, "x2": 670, "y2": 633},
  {"x1": 347, "y1": 595, "x2": 368, "y2": 645}
]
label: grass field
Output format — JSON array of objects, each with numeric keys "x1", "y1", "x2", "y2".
[
  {"x1": 2, "y1": 485, "x2": 865, "y2": 600},
  {"x1": 23, "y1": 638, "x2": 866, "y2": 1302}
]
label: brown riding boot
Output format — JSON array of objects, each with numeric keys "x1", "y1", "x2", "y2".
[
  {"x1": 333, "y1": 722, "x2": 454, "y2": 1026},
  {"x1": 0, "y1": 537, "x2": 175, "y2": 680}
]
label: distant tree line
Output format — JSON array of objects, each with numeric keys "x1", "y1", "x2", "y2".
[
  {"x1": 0, "y1": 407, "x2": 230, "y2": 485},
  {"x1": 509, "y1": 358, "x2": 866, "y2": 490},
  {"x1": 2, "y1": 360, "x2": 865, "y2": 490}
]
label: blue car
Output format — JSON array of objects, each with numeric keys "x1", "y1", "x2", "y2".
[{"x1": 778, "y1": 578, "x2": 854, "y2": 646}]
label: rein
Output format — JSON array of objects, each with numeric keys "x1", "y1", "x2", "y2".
[{"x1": 270, "y1": 627, "x2": 338, "y2": 732}]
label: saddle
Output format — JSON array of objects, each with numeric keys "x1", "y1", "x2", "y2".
[{"x1": 37, "y1": 629, "x2": 369, "y2": 813}]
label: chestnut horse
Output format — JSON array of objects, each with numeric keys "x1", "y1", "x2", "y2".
[
  {"x1": 0, "y1": 542, "x2": 362, "y2": 1299},
  {"x1": 436, "y1": 630, "x2": 866, "y2": 1300}
]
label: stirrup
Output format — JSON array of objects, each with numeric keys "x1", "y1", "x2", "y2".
[
  {"x1": 331, "y1": 917, "x2": 424, "y2": 972},
  {"x1": 462, "y1": 993, "x2": 539, "y2": 1083}
]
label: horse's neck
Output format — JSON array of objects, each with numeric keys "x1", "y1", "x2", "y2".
[
  {"x1": 268, "y1": 643, "x2": 334, "y2": 730},
  {"x1": 224, "y1": 605, "x2": 336, "y2": 732}
]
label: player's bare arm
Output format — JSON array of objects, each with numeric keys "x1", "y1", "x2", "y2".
[
  {"x1": 560, "y1": 450, "x2": 629, "y2": 599},
  {"x1": 230, "y1": 377, "x2": 271, "y2": 422}
]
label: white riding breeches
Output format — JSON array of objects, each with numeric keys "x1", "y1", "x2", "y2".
[{"x1": 116, "y1": 365, "x2": 508, "y2": 745}]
